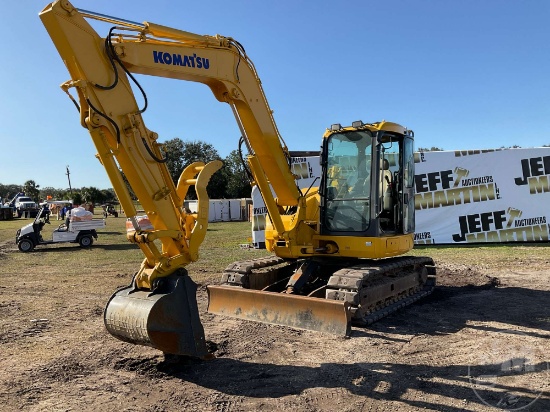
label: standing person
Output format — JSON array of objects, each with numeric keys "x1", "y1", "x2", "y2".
[{"x1": 60, "y1": 205, "x2": 67, "y2": 221}]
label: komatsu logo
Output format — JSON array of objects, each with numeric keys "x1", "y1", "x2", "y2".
[
  {"x1": 452, "y1": 207, "x2": 548, "y2": 243},
  {"x1": 153, "y1": 50, "x2": 210, "y2": 69},
  {"x1": 514, "y1": 155, "x2": 550, "y2": 194},
  {"x1": 414, "y1": 167, "x2": 499, "y2": 210}
]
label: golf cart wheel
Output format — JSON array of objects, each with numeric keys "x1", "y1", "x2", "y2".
[
  {"x1": 79, "y1": 235, "x2": 93, "y2": 248},
  {"x1": 18, "y1": 239, "x2": 34, "y2": 252}
]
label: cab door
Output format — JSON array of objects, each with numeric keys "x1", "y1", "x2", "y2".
[{"x1": 402, "y1": 136, "x2": 415, "y2": 234}]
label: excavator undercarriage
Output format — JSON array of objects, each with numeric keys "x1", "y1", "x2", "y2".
[{"x1": 208, "y1": 255, "x2": 435, "y2": 336}]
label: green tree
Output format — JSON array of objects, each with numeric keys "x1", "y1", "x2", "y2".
[
  {"x1": 223, "y1": 150, "x2": 251, "y2": 198},
  {"x1": 72, "y1": 192, "x2": 83, "y2": 205},
  {"x1": 162, "y1": 138, "x2": 186, "y2": 184},
  {"x1": 162, "y1": 138, "x2": 227, "y2": 199},
  {"x1": 81, "y1": 186, "x2": 105, "y2": 204},
  {"x1": 23, "y1": 180, "x2": 40, "y2": 202},
  {"x1": 39, "y1": 187, "x2": 64, "y2": 200},
  {"x1": 101, "y1": 188, "x2": 118, "y2": 203},
  {"x1": 0, "y1": 184, "x2": 22, "y2": 202}
]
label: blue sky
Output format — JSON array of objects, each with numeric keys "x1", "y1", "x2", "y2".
[{"x1": 1, "y1": 1, "x2": 548, "y2": 189}]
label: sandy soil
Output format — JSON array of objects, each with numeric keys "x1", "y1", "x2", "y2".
[{"x1": 0, "y1": 240, "x2": 548, "y2": 412}]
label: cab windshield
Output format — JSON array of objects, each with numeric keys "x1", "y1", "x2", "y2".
[{"x1": 324, "y1": 131, "x2": 373, "y2": 232}]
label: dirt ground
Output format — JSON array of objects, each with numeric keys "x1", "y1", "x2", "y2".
[{"x1": 0, "y1": 238, "x2": 548, "y2": 411}]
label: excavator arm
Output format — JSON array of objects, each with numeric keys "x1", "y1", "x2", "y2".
[
  {"x1": 39, "y1": 0, "x2": 307, "y2": 356},
  {"x1": 41, "y1": 2, "x2": 225, "y2": 288}
]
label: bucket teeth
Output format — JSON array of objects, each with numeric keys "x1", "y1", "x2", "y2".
[{"x1": 104, "y1": 270, "x2": 209, "y2": 357}]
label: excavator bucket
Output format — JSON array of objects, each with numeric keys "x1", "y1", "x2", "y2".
[
  {"x1": 207, "y1": 285, "x2": 351, "y2": 336},
  {"x1": 104, "y1": 270, "x2": 209, "y2": 357}
]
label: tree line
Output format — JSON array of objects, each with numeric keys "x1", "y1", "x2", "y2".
[
  {"x1": 1, "y1": 138, "x2": 252, "y2": 205},
  {"x1": 0, "y1": 181, "x2": 119, "y2": 206}
]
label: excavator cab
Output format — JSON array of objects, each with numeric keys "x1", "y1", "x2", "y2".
[
  {"x1": 322, "y1": 126, "x2": 374, "y2": 233},
  {"x1": 320, "y1": 121, "x2": 416, "y2": 240}
]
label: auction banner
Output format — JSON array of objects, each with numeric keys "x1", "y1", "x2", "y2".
[
  {"x1": 251, "y1": 155, "x2": 321, "y2": 248},
  {"x1": 251, "y1": 148, "x2": 550, "y2": 247},
  {"x1": 414, "y1": 148, "x2": 550, "y2": 244}
]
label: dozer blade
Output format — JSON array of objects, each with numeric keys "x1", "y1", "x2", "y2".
[
  {"x1": 104, "y1": 271, "x2": 209, "y2": 357},
  {"x1": 207, "y1": 285, "x2": 351, "y2": 336}
]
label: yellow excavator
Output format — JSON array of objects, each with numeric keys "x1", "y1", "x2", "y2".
[{"x1": 40, "y1": 1, "x2": 435, "y2": 358}]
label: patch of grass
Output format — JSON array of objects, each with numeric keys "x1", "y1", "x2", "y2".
[
  {"x1": 410, "y1": 242, "x2": 550, "y2": 268},
  {"x1": 0, "y1": 214, "x2": 268, "y2": 284},
  {"x1": 2, "y1": 213, "x2": 548, "y2": 286},
  {"x1": 188, "y1": 221, "x2": 271, "y2": 283}
]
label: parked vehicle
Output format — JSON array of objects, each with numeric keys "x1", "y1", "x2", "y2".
[
  {"x1": 5, "y1": 193, "x2": 39, "y2": 218},
  {"x1": 0, "y1": 196, "x2": 14, "y2": 220},
  {"x1": 15, "y1": 204, "x2": 105, "y2": 252},
  {"x1": 101, "y1": 203, "x2": 119, "y2": 218}
]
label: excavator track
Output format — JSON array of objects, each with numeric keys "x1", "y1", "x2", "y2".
[
  {"x1": 221, "y1": 255, "x2": 293, "y2": 289},
  {"x1": 208, "y1": 255, "x2": 435, "y2": 334},
  {"x1": 324, "y1": 256, "x2": 436, "y2": 326}
]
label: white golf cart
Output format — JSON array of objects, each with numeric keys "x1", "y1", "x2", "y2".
[{"x1": 15, "y1": 203, "x2": 105, "y2": 252}]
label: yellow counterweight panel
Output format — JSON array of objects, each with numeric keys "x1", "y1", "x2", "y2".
[{"x1": 269, "y1": 233, "x2": 414, "y2": 260}]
